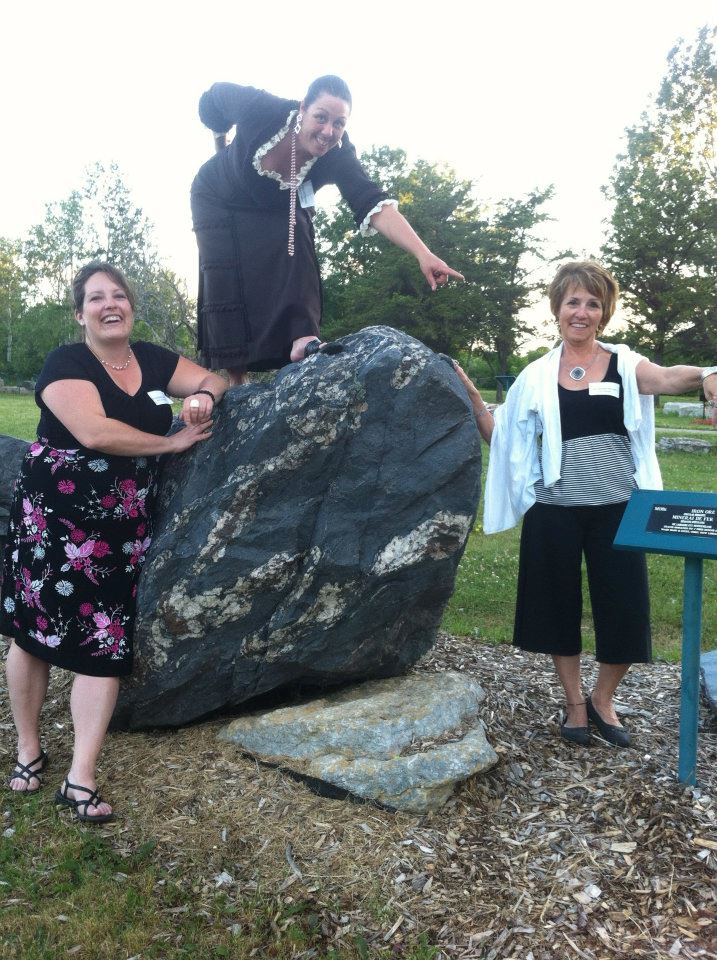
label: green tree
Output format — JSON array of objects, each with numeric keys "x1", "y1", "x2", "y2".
[
  {"x1": 0, "y1": 238, "x2": 26, "y2": 375},
  {"x1": 83, "y1": 162, "x2": 155, "y2": 275},
  {"x1": 602, "y1": 27, "x2": 717, "y2": 365},
  {"x1": 11, "y1": 164, "x2": 198, "y2": 378},
  {"x1": 317, "y1": 148, "x2": 482, "y2": 355},
  {"x1": 316, "y1": 147, "x2": 552, "y2": 367},
  {"x1": 472, "y1": 188, "x2": 556, "y2": 395},
  {"x1": 23, "y1": 190, "x2": 93, "y2": 304}
]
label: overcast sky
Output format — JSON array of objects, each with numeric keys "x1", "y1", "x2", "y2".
[{"x1": 2, "y1": 1, "x2": 714, "y2": 337}]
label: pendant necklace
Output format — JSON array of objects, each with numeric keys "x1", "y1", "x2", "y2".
[
  {"x1": 89, "y1": 345, "x2": 134, "y2": 371},
  {"x1": 563, "y1": 345, "x2": 600, "y2": 382}
]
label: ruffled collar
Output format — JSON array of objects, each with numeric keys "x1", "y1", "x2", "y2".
[{"x1": 252, "y1": 109, "x2": 317, "y2": 190}]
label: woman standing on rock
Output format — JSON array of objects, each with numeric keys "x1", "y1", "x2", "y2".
[
  {"x1": 454, "y1": 260, "x2": 717, "y2": 748},
  {"x1": 191, "y1": 75, "x2": 463, "y2": 383},
  {"x1": 2, "y1": 262, "x2": 227, "y2": 821}
]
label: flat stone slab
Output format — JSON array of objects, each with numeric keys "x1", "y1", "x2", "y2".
[
  {"x1": 662, "y1": 402, "x2": 706, "y2": 417},
  {"x1": 656, "y1": 437, "x2": 716, "y2": 453},
  {"x1": 218, "y1": 671, "x2": 498, "y2": 812},
  {"x1": 701, "y1": 651, "x2": 717, "y2": 715}
]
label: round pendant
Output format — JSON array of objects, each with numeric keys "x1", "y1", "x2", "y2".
[{"x1": 569, "y1": 366, "x2": 586, "y2": 381}]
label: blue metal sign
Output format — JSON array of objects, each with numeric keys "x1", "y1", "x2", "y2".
[
  {"x1": 614, "y1": 490, "x2": 717, "y2": 559},
  {"x1": 614, "y1": 489, "x2": 716, "y2": 786}
]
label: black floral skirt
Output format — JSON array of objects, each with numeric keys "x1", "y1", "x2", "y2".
[{"x1": 0, "y1": 440, "x2": 160, "y2": 677}]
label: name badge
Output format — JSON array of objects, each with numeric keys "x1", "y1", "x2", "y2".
[
  {"x1": 298, "y1": 181, "x2": 315, "y2": 208},
  {"x1": 147, "y1": 390, "x2": 172, "y2": 406},
  {"x1": 589, "y1": 382, "x2": 620, "y2": 398}
]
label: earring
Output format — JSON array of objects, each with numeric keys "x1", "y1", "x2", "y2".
[{"x1": 294, "y1": 112, "x2": 302, "y2": 135}]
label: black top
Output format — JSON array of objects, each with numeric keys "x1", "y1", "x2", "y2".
[
  {"x1": 535, "y1": 353, "x2": 636, "y2": 506},
  {"x1": 193, "y1": 83, "x2": 389, "y2": 229},
  {"x1": 557, "y1": 353, "x2": 628, "y2": 440},
  {"x1": 35, "y1": 341, "x2": 180, "y2": 448}
]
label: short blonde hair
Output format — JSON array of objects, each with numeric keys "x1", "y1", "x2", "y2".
[{"x1": 548, "y1": 260, "x2": 619, "y2": 333}]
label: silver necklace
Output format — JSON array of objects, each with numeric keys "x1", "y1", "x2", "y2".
[
  {"x1": 288, "y1": 129, "x2": 298, "y2": 257},
  {"x1": 563, "y1": 345, "x2": 599, "y2": 381},
  {"x1": 90, "y1": 346, "x2": 134, "y2": 371}
]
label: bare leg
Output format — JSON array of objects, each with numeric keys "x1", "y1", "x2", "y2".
[
  {"x1": 591, "y1": 663, "x2": 630, "y2": 726},
  {"x1": 552, "y1": 654, "x2": 588, "y2": 727},
  {"x1": 226, "y1": 367, "x2": 248, "y2": 386},
  {"x1": 6, "y1": 642, "x2": 50, "y2": 791},
  {"x1": 290, "y1": 336, "x2": 321, "y2": 363},
  {"x1": 63, "y1": 674, "x2": 120, "y2": 817}
]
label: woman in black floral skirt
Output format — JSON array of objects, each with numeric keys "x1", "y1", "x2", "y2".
[{"x1": 2, "y1": 262, "x2": 227, "y2": 821}]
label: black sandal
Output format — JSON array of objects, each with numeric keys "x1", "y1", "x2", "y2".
[
  {"x1": 8, "y1": 750, "x2": 48, "y2": 793},
  {"x1": 55, "y1": 778, "x2": 115, "y2": 823},
  {"x1": 304, "y1": 339, "x2": 344, "y2": 358}
]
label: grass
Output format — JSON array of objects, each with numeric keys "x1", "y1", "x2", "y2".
[
  {"x1": 1, "y1": 796, "x2": 439, "y2": 959},
  {"x1": 0, "y1": 394, "x2": 42, "y2": 441}
]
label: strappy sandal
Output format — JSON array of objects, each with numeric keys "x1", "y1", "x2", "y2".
[
  {"x1": 54, "y1": 778, "x2": 115, "y2": 823},
  {"x1": 8, "y1": 750, "x2": 48, "y2": 793}
]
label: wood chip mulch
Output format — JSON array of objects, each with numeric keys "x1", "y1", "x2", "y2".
[{"x1": 2, "y1": 633, "x2": 716, "y2": 959}]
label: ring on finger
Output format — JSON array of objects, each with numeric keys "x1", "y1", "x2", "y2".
[{"x1": 189, "y1": 398, "x2": 200, "y2": 409}]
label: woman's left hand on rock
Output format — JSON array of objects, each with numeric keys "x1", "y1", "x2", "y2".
[{"x1": 180, "y1": 394, "x2": 214, "y2": 425}]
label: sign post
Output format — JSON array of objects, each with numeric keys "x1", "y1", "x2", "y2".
[{"x1": 614, "y1": 490, "x2": 717, "y2": 786}]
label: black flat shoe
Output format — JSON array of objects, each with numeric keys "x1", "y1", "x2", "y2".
[
  {"x1": 587, "y1": 697, "x2": 632, "y2": 748},
  {"x1": 304, "y1": 339, "x2": 344, "y2": 358},
  {"x1": 560, "y1": 718, "x2": 591, "y2": 746}
]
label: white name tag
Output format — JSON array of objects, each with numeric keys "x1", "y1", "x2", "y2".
[
  {"x1": 147, "y1": 390, "x2": 172, "y2": 406},
  {"x1": 589, "y1": 382, "x2": 620, "y2": 398},
  {"x1": 298, "y1": 180, "x2": 315, "y2": 208}
]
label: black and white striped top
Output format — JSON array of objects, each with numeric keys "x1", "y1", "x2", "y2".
[{"x1": 535, "y1": 353, "x2": 637, "y2": 507}]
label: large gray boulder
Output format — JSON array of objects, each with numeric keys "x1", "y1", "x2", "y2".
[
  {"x1": 0, "y1": 436, "x2": 31, "y2": 545},
  {"x1": 114, "y1": 326, "x2": 481, "y2": 729},
  {"x1": 219, "y1": 671, "x2": 498, "y2": 812}
]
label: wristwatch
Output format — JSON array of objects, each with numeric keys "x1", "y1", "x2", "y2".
[{"x1": 701, "y1": 366, "x2": 717, "y2": 381}]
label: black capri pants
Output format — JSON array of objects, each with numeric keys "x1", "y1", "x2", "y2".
[{"x1": 513, "y1": 500, "x2": 651, "y2": 663}]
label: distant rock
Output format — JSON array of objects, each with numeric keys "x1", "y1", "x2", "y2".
[
  {"x1": 662, "y1": 402, "x2": 706, "y2": 418},
  {"x1": 113, "y1": 326, "x2": 481, "y2": 729},
  {"x1": 656, "y1": 437, "x2": 715, "y2": 454},
  {"x1": 219, "y1": 671, "x2": 498, "y2": 812}
]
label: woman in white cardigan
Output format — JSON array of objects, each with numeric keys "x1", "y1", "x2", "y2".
[{"x1": 455, "y1": 261, "x2": 717, "y2": 748}]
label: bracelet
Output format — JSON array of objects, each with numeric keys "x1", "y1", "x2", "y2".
[
  {"x1": 193, "y1": 389, "x2": 216, "y2": 404},
  {"x1": 701, "y1": 365, "x2": 717, "y2": 382},
  {"x1": 475, "y1": 405, "x2": 491, "y2": 419}
]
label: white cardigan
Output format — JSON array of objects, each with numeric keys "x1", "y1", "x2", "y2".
[{"x1": 483, "y1": 343, "x2": 662, "y2": 534}]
